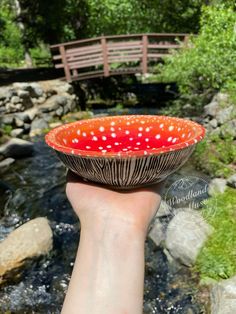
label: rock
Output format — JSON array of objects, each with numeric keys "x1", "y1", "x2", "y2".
[
  {"x1": 214, "y1": 92, "x2": 229, "y2": 103},
  {"x1": 29, "y1": 83, "x2": 44, "y2": 98},
  {"x1": 30, "y1": 118, "x2": 48, "y2": 136},
  {"x1": 10, "y1": 128, "x2": 24, "y2": 138},
  {"x1": 211, "y1": 275, "x2": 236, "y2": 314},
  {"x1": 0, "y1": 217, "x2": 53, "y2": 282},
  {"x1": 49, "y1": 121, "x2": 63, "y2": 129},
  {"x1": 0, "y1": 87, "x2": 17, "y2": 100},
  {"x1": 0, "y1": 158, "x2": 15, "y2": 173},
  {"x1": 204, "y1": 101, "x2": 220, "y2": 118},
  {"x1": 165, "y1": 210, "x2": 213, "y2": 266},
  {"x1": 38, "y1": 95, "x2": 61, "y2": 113},
  {"x1": 14, "y1": 112, "x2": 30, "y2": 123},
  {"x1": 227, "y1": 174, "x2": 236, "y2": 188},
  {"x1": 24, "y1": 107, "x2": 39, "y2": 121},
  {"x1": 5, "y1": 102, "x2": 24, "y2": 113},
  {"x1": 220, "y1": 119, "x2": 236, "y2": 139},
  {"x1": 216, "y1": 106, "x2": 234, "y2": 125},
  {"x1": 0, "y1": 138, "x2": 34, "y2": 158},
  {"x1": 208, "y1": 178, "x2": 227, "y2": 196},
  {"x1": 14, "y1": 117, "x2": 24, "y2": 128},
  {"x1": 30, "y1": 118, "x2": 48, "y2": 131},
  {"x1": 11, "y1": 96, "x2": 21, "y2": 104},
  {"x1": 18, "y1": 90, "x2": 30, "y2": 99},
  {"x1": 1, "y1": 114, "x2": 14, "y2": 125},
  {"x1": 156, "y1": 200, "x2": 172, "y2": 218},
  {"x1": 209, "y1": 118, "x2": 218, "y2": 128},
  {"x1": 55, "y1": 106, "x2": 64, "y2": 117},
  {"x1": 23, "y1": 123, "x2": 31, "y2": 133},
  {"x1": 148, "y1": 219, "x2": 165, "y2": 247},
  {"x1": 55, "y1": 82, "x2": 74, "y2": 95}
]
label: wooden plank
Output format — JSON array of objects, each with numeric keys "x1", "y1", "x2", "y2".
[
  {"x1": 101, "y1": 37, "x2": 109, "y2": 77},
  {"x1": 59, "y1": 45, "x2": 71, "y2": 82},
  {"x1": 148, "y1": 44, "x2": 180, "y2": 49},
  {"x1": 66, "y1": 45, "x2": 102, "y2": 56},
  {"x1": 67, "y1": 53, "x2": 103, "y2": 62},
  {"x1": 69, "y1": 59, "x2": 103, "y2": 69},
  {"x1": 142, "y1": 35, "x2": 148, "y2": 74},
  {"x1": 108, "y1": 55, "x2": 142, "y2": 62}
]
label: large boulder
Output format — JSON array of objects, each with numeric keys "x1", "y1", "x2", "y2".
[
  {"x1": 165, "y1": 210, "x2": 213, "y2": 266},
  {"x1": 211, "y1": 275, "x2": 236, "y2": 314},
  {"x1": 0, "y1": 217, "x2": 53, "y2": 283},
  {"x1": 0, "y1": 138, "x2": 34, "y2": 158}
]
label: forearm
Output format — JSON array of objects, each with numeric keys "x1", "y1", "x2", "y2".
[{"x1": 62, "y1": 222, "x2": 146, "y2": 314}]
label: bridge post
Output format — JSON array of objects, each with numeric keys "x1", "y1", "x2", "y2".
[
  {"x1": 59, "y1": 45, "x2": 71, "y2": 82},
  {"x1": 101, "y1": 37, "x2": 109, "y2": 77},
  {"x1": 142, "y1": 35, "x2": 148, "y2": 74}
]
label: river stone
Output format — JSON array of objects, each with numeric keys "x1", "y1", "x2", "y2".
[
  {"x1": 14, "y1": 117, "x2": 24, "y2": 128},
  {"x1": 220, "y1": 119, "x2": 236, "y2": 139},
  {"x1": 208, "y1": 178, "x2": 227, "y2": 196},
  {"x1": 216, "y1": 106, "x2": 234, "y2": 125},
  {"x1": 38, "y1": 95, "x2": 61, "y2": 113},
  {"x1": 0, "y1": 138, "x2": 34, "y2": 158},
  {"x1": 204, "y1": 101, "x2": 220, "y2": 118},
  {"x1": 148, "y1": 219, "x2": 166, "y2": 247},
  {"x1": 211, "y1": 275, "x2": 236, "y2": 314},
  {"x1": 1, "y1": 114, "x2": 14, "y2": 125},
  {"x1": 0, "y1": 217, "x2": 53, "y2": 282},
  {"x1": 11, "y1": 96, "x2": 21, "y2": 104},
  {"x1": 24, "y1": 107, "x2": 39, "y2": 121},
  {"x1": 30, "y1": 118, "x2": 48, "y2": 136},
  {"x1": 0, "y1": 158, "x2": 15, "y2": 173},
  {"x1": 165, "y1": 210, "x2": 213, "y2": 266},
  {"x1": 227, "y1": 174, "x2": 236, "y2": 189},
  {"x1": 209, "y1": 118, "x2": 218, "y2": 128},
  {"x1": 10, "y1": 128, "x2": 24, "y2": 138}
]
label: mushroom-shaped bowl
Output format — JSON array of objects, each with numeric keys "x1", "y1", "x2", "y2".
[{"x1": 45, "y1": 115, "x2": 205, "y2": 189}]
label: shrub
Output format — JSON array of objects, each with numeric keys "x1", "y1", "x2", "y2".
[{"x1": 156, "y1": 5, "x2": 236, "y2": 95}]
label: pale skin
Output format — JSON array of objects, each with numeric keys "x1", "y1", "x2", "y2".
[{"x1": 62, "y1": 172, "x2": 163, "y2": 314}]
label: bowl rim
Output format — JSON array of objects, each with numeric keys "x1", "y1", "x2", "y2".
[{"x1": 45, "y1": 115, "x2": 205, "y2": 158}]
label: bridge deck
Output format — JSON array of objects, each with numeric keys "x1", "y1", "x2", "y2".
[{"x1": 50, "y1": 33, "x2": 189, "y2": 82}]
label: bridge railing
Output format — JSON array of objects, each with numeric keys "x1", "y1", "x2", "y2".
[{"x1": 50, "y1": 33, "x2": 189, "y2": 82}]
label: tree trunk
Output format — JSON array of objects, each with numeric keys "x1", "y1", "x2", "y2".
[{"x1": 13, "y1": 0, "x2": 33, "y2": 68}]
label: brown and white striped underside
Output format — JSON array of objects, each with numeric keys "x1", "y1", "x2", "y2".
[{"x1": 56, "y1": 145, "x2": 195, "y2": 189}]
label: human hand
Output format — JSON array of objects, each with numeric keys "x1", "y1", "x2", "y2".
[{"x1": 66, "y1": 171, "x2": 163, "y2": 236}]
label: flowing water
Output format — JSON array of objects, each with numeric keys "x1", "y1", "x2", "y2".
[{"x1": 0, "y1": 134, "x2": 208, "y2": 313}]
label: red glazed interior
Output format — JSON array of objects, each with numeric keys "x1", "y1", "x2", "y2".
[{"x1": 45, "y1": 115, "x2": 205, "y2": 157}]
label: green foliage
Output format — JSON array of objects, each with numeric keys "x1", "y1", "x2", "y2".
[
  {"x1": 193, "y1": 133, "x2": 236, "y2": 178},
  {"x1": 86, "y1": 0, "x2": 203, "y2": 36},
  {"x1": 196, "y1": 188, "x2": 236, "y2": 280},
  {"x1": 0, "y1": 1, "x2": 24, "y2": 67},
  {"x1": 156, "y1": 5, "x2": 236, "y2": 95}
]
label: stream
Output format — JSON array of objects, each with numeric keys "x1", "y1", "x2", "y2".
[{"x1": 0, "y1": 108, "x2": 209, "y2": 313}]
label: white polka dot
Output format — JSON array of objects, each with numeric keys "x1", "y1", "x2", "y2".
[
  {"x1": 134, "y1": 147, "x2": 139, "y2": 150},
  {"x1": 182, "y1": 134, "x2": 186, "y2": 138},
  {"x1": 160, "y1": 123, "x2": 164, "y2": 128},
  {"x1": 99, "y1": 126, "x2": 105, "y2": 132},
  {"x1": 92, "y1": 136, "x2": 98, "y2": 141},
  {"x1": 126, "y1": 121, "x2": 130, "y2": 125},
  {"x1": 169, "y1": 126, "x2": 174, "y2": 131},
  {"x1": 136, "y1": 142, "x2": 141, "y2": 145},
  {"x1": 194, "y1": 139, "x2": 197, "y2": 143},
  {"x1": 86, "y1": 146, "x2": 91, "y2": 149},
  {"x1": 107, "y1": 145, "x2": 112, "y2": 148},
  {"x1": 114, "y1": 142, "x2": 119, "y2": 146},
  {"x1": 111, "y1": 121, "x2": 115, "y2": 126},
  {"x1": 145, "y1": 138, "x2": 149, "y2": 142},
  {"x1": 90, "y1": 131, "x2": 94, "y2": 135},
  {"x1": 155, "y1": 134, "x2": 161, "y2": 139},
  {"x1": 63, "y1": 139, "x2": 67, "y2": 144},
  {"x1": 138, "y1": 127, "x2": 143, "y2": 131},
  {"x1": 167, "y1": 137, "x2": 172, "y2": 142},
  {"x1": 102, "y1": 149, "x2": 107, "y2": 153},
  {"x1": 77, "y1": 130, "x2": 81, "y2": 135},
  {"x1": 188, "y1": 133, "x2": 191, "y2": 138},
  {"x1": 138, "y1": 133, "x2": 142, "y2": 137},
  {"x1": 125, "y1": 130, "x2": 130, "y2": 135},
  {"x1": 110, "y1": 127, "x2": 115, "y2": 132},
  {"x1": 172, "y1": 138, "x2": 177, "y2": 143},
  {"x1": 141, "y1": 121, "x2": 145, "y2": 124},
  {"x1": 71, "y1": 150, "x2": 74, "y2": 154},
  {"x1": 178, "y1": 127, "x2": 181, "y2": 131},
  {"x1": 147, "y1": 145, "x2": 150, "y2": 148},
  {"x1": 98, "y1": 146, "x2": 103, "y2": 150},
  {"x1": 129, "y1": 137, "x2": 133, "y2": 141},
  {"x1": 123, "y1": 148, "x2": 128, "y2": 151},
  {"x1": 102, "y1": 136, "x2": 107, "y2": 141},
  {"x1": 111, "y1": 133, "x2": 116, "y2": 138},
  {"x1": 144, "y1": 151, "x2": 148, "y2": 155},
  {"x1": 145, "y1": 127, "x2": 150, "y2": 132}
]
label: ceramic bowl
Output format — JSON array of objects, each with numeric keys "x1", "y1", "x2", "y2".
[{"x1": 45, "y1": 115, "x2": 205, "y2": 189}]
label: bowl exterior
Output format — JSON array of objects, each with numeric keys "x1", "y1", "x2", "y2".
[{"x1": 56, "y1": 145, "x2": 195, "y2": 189}]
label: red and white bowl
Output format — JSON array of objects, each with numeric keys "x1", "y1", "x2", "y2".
[{"x1": 45, "y1": 115, "x2": 205, "y2": 189}]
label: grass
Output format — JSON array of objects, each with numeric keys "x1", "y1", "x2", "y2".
[{"x1": 195, "y1": 188, "x2": 236, "y2": 280}]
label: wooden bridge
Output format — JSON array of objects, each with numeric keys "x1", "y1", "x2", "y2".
[{"x1": 50, "y1": 33, "x2": 188, "y2": 82}]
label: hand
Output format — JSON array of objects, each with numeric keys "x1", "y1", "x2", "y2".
[{"x1": 66, "y1": 171, "x2": 163, "y2": 236}]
